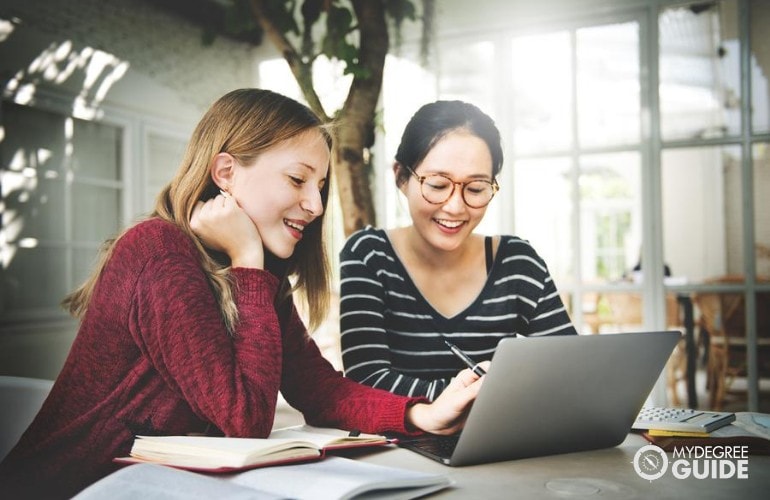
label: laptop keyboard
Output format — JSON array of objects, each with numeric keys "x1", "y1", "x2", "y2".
[
  {"x1": 632, "y1": 407, "x2": 735, "y2": 433},
  {"x1": 400, "y1": 434, "x2": 460, "y2": 461}
]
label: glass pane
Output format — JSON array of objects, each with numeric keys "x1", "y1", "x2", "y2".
[
  {"x1": 662, "y1": 146, "x2": 743, "y2": 284},
  {"x1": 2, "y1": 172, "x2": 66, "y2": 242},
  {"x1": 659, "y1": 0, "x2": 741, "y2": 141},
  {"x1": 579, "y1": 152, "x2": 641, "y2": 283},
  {"x1": 1, "y1": 102, "x2": 67, "y2": 175},
  {"x1": 146, "y1": 133, "x2": 187, "y2": 212},
  {"x1": 72, "y1": 247, "x2": 102, "y2": 288},
  {"x1": 437, "y1": 40, "x2": 496, "y2": 118},
  {"x1": 513, "y1": 157, "x2": 573, "y2": 284},
  {"x1": 511, "y1": 32, "x2": 571, "y2": 155},
  {"x1": 146, "y1": 134, "x2": 184, "y2": 186},
  {"x1": 591, "y1": 292, "x2": 683, "y2": 335},
  {"x1": 382, "y1": 52, "x2": 438, "y2": 229},
  {"x1": 755, "y1": 143, "x2": 770, "y2": 278},
  {"x1": 2, "y1": 245, "x2": 68, "y2": 311},
  {"x1": 595, "y1": 292, "x2": 644, "y2": 333},
  {"x1": 71, "y1": 118, "x2": 122, "y2": 180},
  {"x1": 576, "y1": 21, "x2": 640, "y2": 148},
  {"x1": 692, "y1": 286, "x2": 770, "y2": 410},
  {"x1": 750, "y1": 0, "x2": 770, "y2": 134},
  {"x1": 72, "y1": 184, "x2": 121, "y2": 242}
]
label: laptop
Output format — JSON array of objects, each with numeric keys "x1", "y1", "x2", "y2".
[{"x1": 394, "y1": 330, "x2": 681, "y2": 466}]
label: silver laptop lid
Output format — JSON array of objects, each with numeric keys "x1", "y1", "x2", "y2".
[{"x1": 450, "y1": 331, "x2": 681, "y2": 466}]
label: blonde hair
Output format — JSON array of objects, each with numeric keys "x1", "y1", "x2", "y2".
[{"x1": 62, "y1": 89, "x2": 333, "y2": 333}]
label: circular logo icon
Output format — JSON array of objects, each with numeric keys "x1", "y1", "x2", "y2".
[{"x1": 633, "y1": 444, "x2": 669, "y2": 481}]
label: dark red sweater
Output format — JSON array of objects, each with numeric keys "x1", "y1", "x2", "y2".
[{"x1": 0, "y1": 218, "x2": 418, "y2": 498}]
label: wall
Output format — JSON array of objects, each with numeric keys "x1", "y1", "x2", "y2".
[
  {"x1": 1, "y1": 0, "x2": 257, "y2": 115},
  {"x1": 0, "y1": 0, "x2": 258, "y2": 379}
]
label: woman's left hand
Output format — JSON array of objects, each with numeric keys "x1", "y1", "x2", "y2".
[{"x1": 190, "y1": 191, "x2": 264, "y2": 269}]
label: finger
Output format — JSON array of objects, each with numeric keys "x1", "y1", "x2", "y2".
[
  {"x1": 190, "y1": 200, "x2": 206, "y2": 226},
  {"x1": 450, "y1": 367, "x2": 481, "y2": 388}
]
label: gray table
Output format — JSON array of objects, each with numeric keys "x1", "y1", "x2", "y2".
[{"x1": 337, "y1": 433, "x2": 770, "y2": 499}]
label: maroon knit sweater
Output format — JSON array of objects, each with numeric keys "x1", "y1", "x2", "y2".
[{"x1": 0, "y1": 218, "x2": 419, "y2": 498}]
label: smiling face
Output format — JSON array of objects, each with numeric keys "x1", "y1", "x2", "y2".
[
  {"x1": 229, "y1": 129, "x2": 330, "y2": 259},
  {"x1": 401, "y1": 129, "x2": 494, "y2": 253}
]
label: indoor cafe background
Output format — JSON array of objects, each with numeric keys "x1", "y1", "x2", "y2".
[{"x1": 1, "y1": 0, "x2": 768, "y2": 412}]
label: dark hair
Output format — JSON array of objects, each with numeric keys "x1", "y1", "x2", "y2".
[{"x1": 394, "y1": 100, "x2": 503, "y2": 186}]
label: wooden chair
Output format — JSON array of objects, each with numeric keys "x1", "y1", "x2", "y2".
[
  {"x1": 692, "y1": 276, "x2": 770, "y2": 410},
  {"x1": 599, "y1": 292, "x2": 690, "y2": 406}
]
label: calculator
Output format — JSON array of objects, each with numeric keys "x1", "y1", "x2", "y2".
[{"x1": 632, "y1": 407, "x2": 736, "y2": 433}]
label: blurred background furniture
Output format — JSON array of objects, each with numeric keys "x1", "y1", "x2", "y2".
[
  {"x1": 0, "y1": 376, "x2": 53, "y2": 461},
  {"x1": 594, "y1": 292, "x2": 696, "y2": 408},
  {"x1": 692, "y1": 276, "x2": 770, "y2": 410}
]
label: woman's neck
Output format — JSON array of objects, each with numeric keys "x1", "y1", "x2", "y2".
[{"x1": 400, "y1": 226, "x2": 479, "y2": 270}]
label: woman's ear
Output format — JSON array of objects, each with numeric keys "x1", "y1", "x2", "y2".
[
  {"x1": 211, "y1": 152, "x2": 235, "y2": 192},
  {"x1": 393, "y1": 162, "x2": 407, "y2": 194}
]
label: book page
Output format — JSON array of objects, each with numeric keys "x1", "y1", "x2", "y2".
[
  {"x1": 731, "y1": 412, "x2": 770, "y2": 440},
  {"x1": 74, "y1": 463, "x2": 283, "y2": 500},
  {"x1": 130, "y1": 435, "x2": 320, "y2": 469},
  {"x1": 269, "y1": 425, "x2": 387, "y2": 449},
  {"x1": 226, "y1": 456, "x2": 451, "y2": 500}
]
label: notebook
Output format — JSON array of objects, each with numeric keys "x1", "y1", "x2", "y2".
[{"x1": 395, "y1": 330, "x2": 681, "y2": 466}]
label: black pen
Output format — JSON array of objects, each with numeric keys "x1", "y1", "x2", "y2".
[{"x1": 443, "y1": 340, "x2": 487, "y2": 377}]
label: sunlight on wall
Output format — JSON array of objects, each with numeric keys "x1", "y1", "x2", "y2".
[
  {"x1": 2, "y1": 31, "x2": 129, "y2": 120},
  {"x1": 0, "y1": 19, "x2": 15, "y2": 42}
]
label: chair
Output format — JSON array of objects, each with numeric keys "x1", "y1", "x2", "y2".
[
  {"x1": 692, "y1": 276, "x2": 770, "y2": 410},
  {"x1": 0, "y1": 376, "x2": 53, "y2": 461},
  {"x1": 598, "y1": 292, "x2": 692, "y2": 406}
]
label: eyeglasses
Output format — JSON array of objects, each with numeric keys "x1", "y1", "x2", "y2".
[{"x1": 404, "y1": 166, "x2": 499, "y2": 208}]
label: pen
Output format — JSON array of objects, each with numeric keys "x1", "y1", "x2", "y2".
[{"x1": 443, "y1": 340, "x2": 487, "y2": 377}]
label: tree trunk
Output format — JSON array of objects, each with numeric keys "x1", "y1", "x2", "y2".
[
  {"x1": 249, "y1": 0, "x2": 387, "y2": 236},
  {"x1": 333, "y1": 0, "x2": 388, "y2": 236}
]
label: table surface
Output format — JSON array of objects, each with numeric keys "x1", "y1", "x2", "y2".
[
  {"x1": 273, "y1": 402, "x2": 770, "y2": 499},
  {"x1": 333, "y1": 433, "x2": 770, "y2": 500}
]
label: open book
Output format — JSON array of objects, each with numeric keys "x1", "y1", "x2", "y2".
[
  {"x1": 641, "y1": 412, "x2": 770, "y2": 454},
  {"x1": 78, "y1": 457, "x2": 452, "y2": 500},
  {"x1": 115, "y1": 425, "x2": 393, "y2": 472}
]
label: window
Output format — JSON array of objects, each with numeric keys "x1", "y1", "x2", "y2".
[
  {"x1": 387, "y1": 0, "x2": 768, "y2": 410},
  {"x1": 507, "y1": 20, "x2": 643, "y2": 333},
  {"x1": 1, "y1": 102, "x2": 123, "y2": 323}
]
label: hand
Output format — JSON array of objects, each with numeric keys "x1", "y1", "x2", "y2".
[
  {"x1": 406, "y1": 361, "x2": 490, "y2": 435},
  {"x1": 190, "y1": 191, "x2": 264, "y2": 268}
]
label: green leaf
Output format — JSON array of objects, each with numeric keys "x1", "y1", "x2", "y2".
[
  {"x1": 385, "y1": 0, "x2": 417, "y2": 24},
  {"x1": 263, "y1": 0, "x2": 300, "y2": 35},
  {"x1": 326, "y1": 5, "x2": 354, "y2": 40},
  {"x1": 301, "y1": 0, "x2": 324, "y2": 29}
]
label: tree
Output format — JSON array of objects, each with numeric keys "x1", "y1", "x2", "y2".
[{"x1": 224, "y1": 0, "x2": 432, "y2": 236}]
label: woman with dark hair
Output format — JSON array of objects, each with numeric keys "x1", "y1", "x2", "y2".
[
  {"x1": 340, "y1": 100, "x2": 576, "y2": 401},
  {"x1": 0, "y1": 90, "x2": 483, "y2": 499}
]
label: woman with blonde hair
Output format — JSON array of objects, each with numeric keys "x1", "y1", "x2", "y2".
[{"x1": 0, "y1": 89, "x2": 483, "y2": 499}]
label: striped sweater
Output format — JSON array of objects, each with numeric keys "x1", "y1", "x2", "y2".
[{"x1": 340, "y1": 226, "x2": 577, "y2": 401}]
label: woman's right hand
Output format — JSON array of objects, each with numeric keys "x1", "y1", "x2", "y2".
[
  {"x1": 190, "y1": 191, "x2": 264, "y2": 269},
  {"x1": 405, "y1": 360, "x2": 490, "y2": 435}
]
